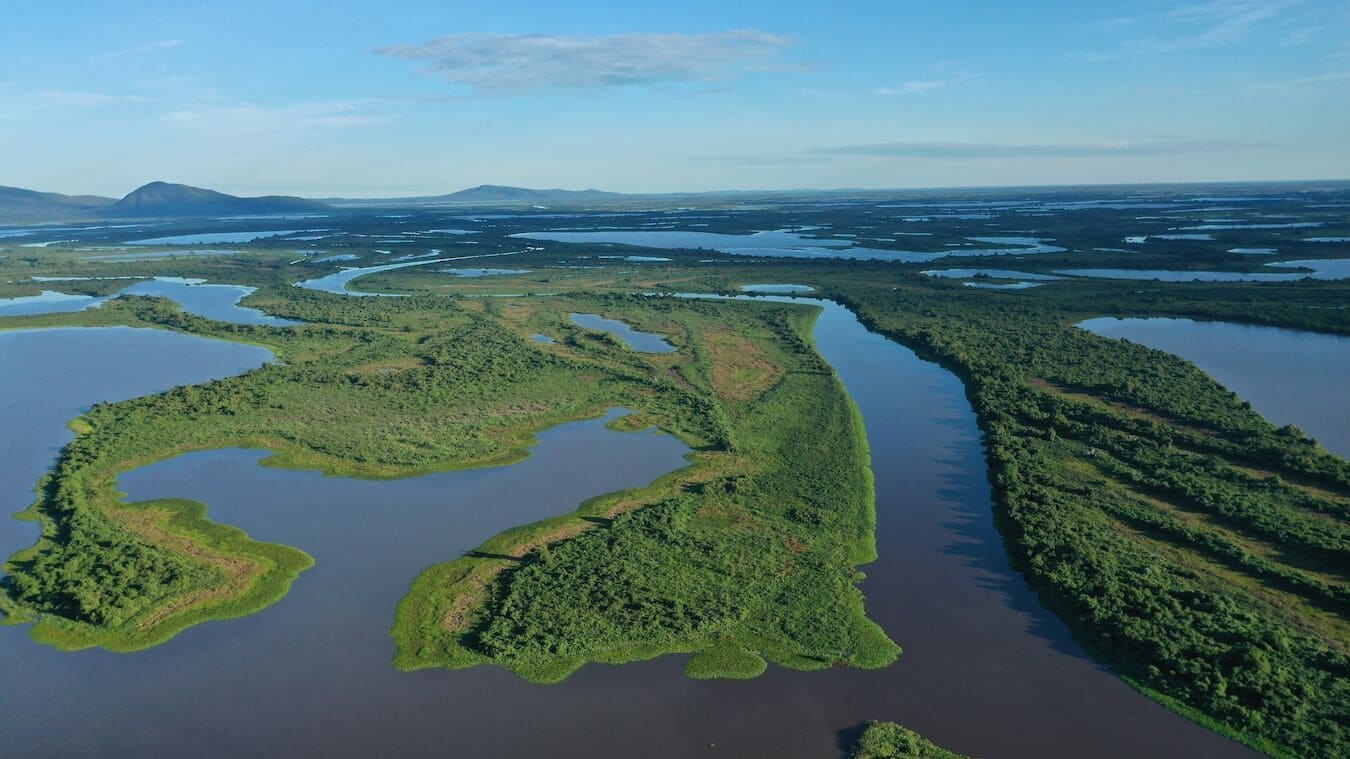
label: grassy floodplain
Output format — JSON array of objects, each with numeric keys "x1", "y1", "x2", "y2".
[
  {"x1": 393, "y1": 295, "x2": 896, "y2": 681},
  {"x1": 0, "y1": 283, "x2": 897, "y2": 679}
]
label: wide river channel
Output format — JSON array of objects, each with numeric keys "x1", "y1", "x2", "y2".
[{"x1": 0, "y1": 301, "x2": 1259, "y2": 757}]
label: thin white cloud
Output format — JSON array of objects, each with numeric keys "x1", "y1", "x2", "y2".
[
  {"x1": 375, "y1": 31, "x2": 791, "y2": 91},
  {"x1": 1098, "y1": 17, "x2": 1137, "y2": 29},
  {"x1": 101, "y1": 39, "x2": 184, "y2": 58},
  {"x1": 874, "y1": 73, "x2": 982, "y2": 95},
  {"x1": 162, "y1": 101, "x2": 387, "y2": 141},
  {"x1": 34, "y1": 88, "x2": 144, "y2": 107},
  {"x1": 812, "y1": 139, "x2": 1259, "y2": 159},
  {"x1": 0, "y1": 85, "x2": 145, "y2": 119},
  {"x1": 1088, "y1": 0, "x2": 1301, "y2": 60},
  {"x1": 1244, "y1": 69, "x2": 1350, "y2": 90}
]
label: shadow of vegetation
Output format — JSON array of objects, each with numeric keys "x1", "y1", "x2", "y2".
[
  {"x1": 835, "y1": 721, "x2": 868, "y2": 758},
  {"x1": 466, "y1": 551, "x2": 523, "y2": 562}
]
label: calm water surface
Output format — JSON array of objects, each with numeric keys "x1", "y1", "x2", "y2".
[
  {"x1": 0, "y1": 290, "x2": 108, "y2": 316},
  {"x1": 1056, "y1": 258, "x2": 1350, "y2": 282},
  {"x1": 294, "y1": 252, "x2": 522, "y2": 294},
  {"x1": 569, "y1": 312, "x2": 676, "y2": 353},
  {"x1": 0, "y1": 306, "x2": 1258, "y2": 757},
  {"x1": 120, "y1": 277, "x2": 298, "y2": 326},
  {"x1": 126, "y1": 230, "x2": 302, "y2": 245},
  {"x1": 1080, "y1": 317, "x2": 1350, "y2": 457},
  {"x1": 514, "y1": 230, "x2": 1064, "y2": 262},
  {"x1": 90, "y1": 249, "x2": 243, "y2": 262},
  {"x1": 964, "y1": 281, "x2": 1043, "y2": 289},
  {"x1": 1, "y1": 277, "x2": 294, "y2": 325},
  {"x1": 440, "y1": 268, "x2": 531, "y2": 277},
  {"x1": 922, "y1": 268, "x2": 1062, "y2": 281},
  {"x1": 740, "y1": 283, "x2": 815, "y2": 293},
  {"x1": 0, "y1": 327, "x2": 273, "y2": 560}
]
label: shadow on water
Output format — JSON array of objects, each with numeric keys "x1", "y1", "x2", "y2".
[
  {"x1": 925, "y1": 415, "x2": 1091, "y2": 661},
  {"x1": 835, "y1": 722, "x2": 870, "y2": 755}
]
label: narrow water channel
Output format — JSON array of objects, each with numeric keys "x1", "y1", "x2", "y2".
[{"x1": 0, "y1": 303, "x2": 1256, "y2": 757}]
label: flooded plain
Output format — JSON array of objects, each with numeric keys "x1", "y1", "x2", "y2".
[{"x1": 513, "y1": 230, "x2": 1065, "y2": 262}]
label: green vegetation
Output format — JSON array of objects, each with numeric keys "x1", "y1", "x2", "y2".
[
  {"x1": 1, "y1": 284, "x2": 897, "y2": 680},
  {"x1": 849, "y1": 721, "x2": 973, "y2": 759},
  {"x1": 394, "y1": 296, "x2": 897, "y2": 681}
]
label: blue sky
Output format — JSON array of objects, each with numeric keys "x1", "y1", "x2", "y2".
[{"x1": 2, "y1": 1, "x2": 1348, "y2": 196}]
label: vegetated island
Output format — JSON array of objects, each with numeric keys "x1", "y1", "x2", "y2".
[{"x1": 850, "y1": 721, "x2": 973, "y2": 759}]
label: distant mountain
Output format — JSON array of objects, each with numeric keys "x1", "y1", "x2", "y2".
[
  {"x1": 0, "y1": 186, "x2": 116, "y2": 223},
  {"x1": 328, "y1": 184, "x2": 629, "y2": 206},
  {"x1": 105, "y1": 182, "x2": 329, "y2": 218},
  {"x1": 440, "y1": 184, "x2": 626, "y2": 203}
]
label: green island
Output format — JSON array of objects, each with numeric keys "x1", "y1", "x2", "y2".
[
  {"x1": 1, "y1": 194, "x2": 1347, "y2": 758},
  {"x1": 850, "y1": 721, "x2": 973, "y2": 759}
]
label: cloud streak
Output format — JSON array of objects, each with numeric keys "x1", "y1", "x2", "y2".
[
  {"x1": 812, "y1": 139, "x2": 1259, "y2": 160},
  {"x1": 375, "y1": 31, "x2": 790, "y2": 91},
  {"x1": 1088, "y1": 0, "x2": 1300, "y2": 60},
  {"x1": 101, "y1": 39, "x2": 184, "y2": 58},
  {"x1": 874, "y1": 73, "x2": 982, "y2": 95},
  {"x1": 1244, "y1": 68, "x2": 1350, "y2": 90},
  {"x1": 0, "y1": 85, "x2": 146, "y2": 119},
  {"x1": 162, "y1": 101, "x2": 387, "y2": 141}
]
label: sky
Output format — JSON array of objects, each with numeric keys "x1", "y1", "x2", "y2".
[{"x1": 2, "y1": 1, "x2": 1348, "y2": 196}]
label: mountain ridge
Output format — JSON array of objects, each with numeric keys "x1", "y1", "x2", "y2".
[
  {"x1": 0, "y1": 186, "x2": 117, "y2": 223},
  {"x1": 106, "y1": 182, "x2": 329, "y2": 218},
  {"x1": 322, "y1": 184, "x2": 629, "y2": 206},
  {"x1": 0, "y1": 182, "x2": 329, "y2": 223}
]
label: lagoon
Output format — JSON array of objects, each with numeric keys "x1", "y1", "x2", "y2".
[
  {"x1": 1055, "y1": 260, "x2": 1350, "y2": 282},
  {"x1": 295, "y1": 252, "x2": 522, "y2": 295},
  {"x1": 513, "y1": 230, "x2": 1064, "y2": 262},
  {"x1": 921, "y1": 269, "x2": 1062, "y2": 281},
  {"x1": 1, "y1": 277, "x2": 295, "y2": 325},
  {"x1": 119, "y1": 277, "x2": 298, "y2": 326},
  {"x1": 569, "y1": 313, "x2": 676, "y2": 353},
  {"x1": 0, "y1": 290, "x2": 108, "y2": 316},
  {"x1": 440, "y1": 268, "x2": 530, "y2": 277},
  {"x1": 739, "y1": 283, "x2": 815, "y2": 293},
  {"x1": 0, "y1": 327, "x2": 273, "y2": 562},
  {"x1": 125, "y1": 230, "x2": 303, "y2": 245}
]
